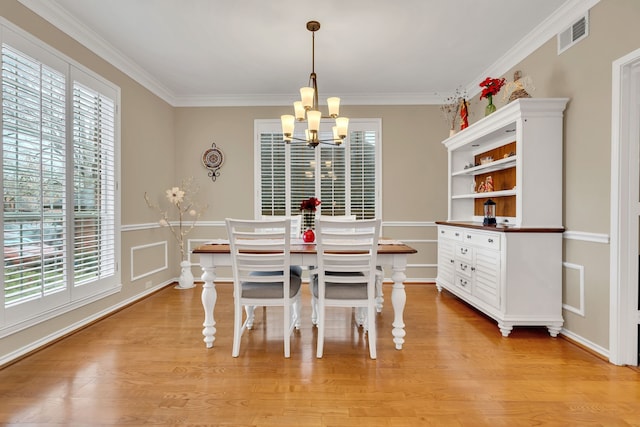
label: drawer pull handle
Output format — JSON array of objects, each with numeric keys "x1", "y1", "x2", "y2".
[
  {"x1": 466, "y1": 235, "x2": 471, "y2": 239},
  {"x1": 450, "y1": 259, "x2": 455, "y2": 264},
  {"x1": 488, "y1": 238, "x2": 494, "y2": 243},
  {"x1": 460, "y1": 264, "x2": 467, "y2": 271},
  {"x1": 455, "y1": 232, "x2": 460, "y2": 237},
  {"x1": 471, "y1": 267, "x2": 476, "y2": 271},
  {"x1": 441, "y1": 230, "x2": 444, "y2": 234},
  {"x1": 460, "y1": 248, "x2": 468, "y2": 254}
]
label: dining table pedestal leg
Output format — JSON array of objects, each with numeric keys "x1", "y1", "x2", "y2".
[
  {"x1": 200, "y1": 262, "x2": 217, "y2": 348},
  {"x1": 391, "y1": 258, "x2": 407, "y2": 350}
]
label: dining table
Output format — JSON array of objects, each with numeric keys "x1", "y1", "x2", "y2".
[{"x1": 192, "y1": 239, "x2": 418, "y2": 351}]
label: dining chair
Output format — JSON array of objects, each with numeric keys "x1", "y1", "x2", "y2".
[
  {"x1": 312, "y1": 218, "x2": 381, "y2": 359},
  {"x1": 314, "y1": 215, "x2": 385, "y2": 317},
  {"x1": 226, "y1": 218, "x2": 302, "y2": 358}
]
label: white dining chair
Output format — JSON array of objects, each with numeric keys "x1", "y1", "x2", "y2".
[
  {"x1": 313, "y1": 215, "x2": 385, "y2": 319},
  {"x1": 226, "y1": 218, "x2": 302, "y2": 358},
  {"x1": 311, "y1": 218, "x2": 381, "y2": 359}
]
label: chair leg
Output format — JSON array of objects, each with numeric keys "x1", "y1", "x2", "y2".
[
  {"x1": 375, "y1": 272, "x2": 384, "y2": 313},
  {"x1": 355, "y1": 307, "x2": 366, "y2": 328},
  {"x1": 232, "y1": 300, "x2": 243, "y2": 357},
  {"x1": 244, "y1": 305, "x2": 256, "y2": 329},
  {"x1": 293, "y1": 294, "x2": 302, "y2": 329},
  {"x1": 310, "y1": 284, "x2": 318, "y2": 326},
  {"x1": 316, "y1": 302, "x2": 325, "y2": 358},
  {"x1": 367, "y1": 304, "x2": 377, "y2": 359},
  {"x1": 283, "y1": 302, "x2": 291, "y2": 358}
]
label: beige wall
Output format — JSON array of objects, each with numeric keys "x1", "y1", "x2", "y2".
[{"x1": 2, "y1": 0, "x2": 639, "y2": 362}]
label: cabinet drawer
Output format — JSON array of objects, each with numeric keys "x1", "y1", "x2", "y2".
[
  {"x1": 455, "y1": 260, "x2": 473, "y2": 278},
  {"x1": 454, "y1": 274, "x2": 472, "y2": 293},
  {"x1": 439, "y1": 226, "x2": 464, "y2": 241},
  {"x1": 455, "y1": 244, "x2": 473, "y2": 262},
  {"x1": 462, "y1": 230, "x2": 500, "y2": 250}
]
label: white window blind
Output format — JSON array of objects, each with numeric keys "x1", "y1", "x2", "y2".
[
  {"x1": 255, "y1": 119, "x2": 381, "y2": 222},
  {"x1": 72, "y1": 82, "x2": 116, "y2": 286},
  {"x1": 1, "y1": 25, "x2": 120, "y2": 332},
  {"x1": 2, "y1": 44, "x2": 67, "y2": 306}
]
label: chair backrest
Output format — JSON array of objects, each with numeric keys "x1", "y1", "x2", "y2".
[
  {"x1": 261, "y1": 215, "x2": 302, "y2": 239},
  {"x1": 226, "y1": 218, "x2": 292, "y2": 298},
  {"x1": 316, "y1": 215, "x2": 356, "y2": 233},
  {"x1": 315, "y1": 218, "x2": 381, "y2": 295}
]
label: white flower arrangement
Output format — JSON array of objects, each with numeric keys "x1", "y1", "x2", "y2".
[{"x1": 144, "y1": 177, "x2": 207, "y2": 261}]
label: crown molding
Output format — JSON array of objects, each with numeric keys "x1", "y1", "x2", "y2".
[
  {"x1": 17, "y1": 0, "x2": 177, "y2": 105},
  {"x1": 18, "y1": 0, "x2": 600, "y2": 107},
  {"x1": 466, "y1": 0, "x2": 601, "y2": 98}
]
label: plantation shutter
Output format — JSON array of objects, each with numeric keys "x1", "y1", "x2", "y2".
[
  {"x1": 259, "y1": 132, "x2": 286, "y2": 216},
  {"x1": 256, "y1": 119, "x2": 380, "y2": 223},
  {"x1": 2, "y1": 44, "x2": 67, "y2": 306},
  {"x1": 349, "y1": 129, "x2": 377, "y2": 219},
  {"x1": 319, "y1": 143, "x2": 346, "y2": 216},
  {"x1": 72, "y1": 81, "x2": 116, "y2": 286}
]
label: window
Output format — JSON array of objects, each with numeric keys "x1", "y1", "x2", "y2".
[
  {"x1": 255, "y1": 119, "x2": 381, "y2": 220},
  {"x1": 1, "y1": 24, "x2": 120, "y2": 332}
]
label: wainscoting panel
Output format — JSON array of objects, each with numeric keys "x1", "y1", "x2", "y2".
[{"x1": 130, "y1": 241, "x2": 168, "y2": 282}]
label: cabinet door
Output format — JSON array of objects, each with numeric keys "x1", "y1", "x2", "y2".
[
  {"x1": 473, "y1": 249, "x2": 501, "y2": 309},
  {"x1": 437, "y1": 237, "x2": 455, "y2": 287}
]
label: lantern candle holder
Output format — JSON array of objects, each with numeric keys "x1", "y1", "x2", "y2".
[{"x1": 483, "y1": 199, "x2": 497, "y2": 226}]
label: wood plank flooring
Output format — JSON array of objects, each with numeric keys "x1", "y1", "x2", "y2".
[{"x1": 0, "y1": 283, "x2": 638, "y2": 426}]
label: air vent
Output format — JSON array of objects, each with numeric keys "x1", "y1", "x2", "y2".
[{"x1": 558, "y1": 13, "x2": 589, "y2": 55}]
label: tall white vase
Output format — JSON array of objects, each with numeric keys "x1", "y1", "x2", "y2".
[{"x1": 176, "y1": 260, "x2": 195, "y2": 289}]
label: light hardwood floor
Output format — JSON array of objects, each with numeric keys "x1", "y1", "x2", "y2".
[{"x1": 0, "y1": 283, "x2": 638, "y2": 426}]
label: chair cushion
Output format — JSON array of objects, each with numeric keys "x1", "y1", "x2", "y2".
[
  {"x1": 290, "y1": 265, "x2": 303, "y2": 277},
  {"x1": 311, "y1": 271, "x2": 367, "y2": 300},
  {"x1": 242, "y1": 273, "x2": 302, "y2": 298}
]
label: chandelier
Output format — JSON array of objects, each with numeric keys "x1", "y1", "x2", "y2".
[{"x1": 280, "y1": 21, "x2": 349, "y2": 148}]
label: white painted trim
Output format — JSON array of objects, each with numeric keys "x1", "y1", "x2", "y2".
[
  {"x1": 130, "y1": 241, "x2": 168, "y2": 282},
  {"x1": 610, "y1": 47, "x2": 640, "y2": 366},
  {"x1": 0, "y1": 281, "x2": 170, "y2": 367},
  {"x1": 560, "y1": 328, "x2": 609, "y2": 360},
  {"x1": 562, "y1": 262, "x2": 585, "y2": 317},
  {"x1": 563, "y1": 230, "x2": 609, "y2": 244},
  {"x1": 466, "y1": 0, "x2": 600, "y2": 98},
  {"x1": 17, "y1": 0, "x2": 599, "y2": 107}
]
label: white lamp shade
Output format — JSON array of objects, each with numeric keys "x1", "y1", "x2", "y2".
[
  {"x1": 307, "y1": 110, "x2": 321, "y2": 133},
  {"x1": 293, "y1": 101, "x2": 305, "y2": 120},
  {"x1": 281, "y1": 114, "x2": 295, "y2": 137},
  {"x1": 300, "y1": 87, "x2": 314, "y2": 109},
  {"x1": 335, "y1": 116, "x2": 349, "y2": 138},
  {"x1": 327, "y1": 97, "x2": 340, "y2": 117}
]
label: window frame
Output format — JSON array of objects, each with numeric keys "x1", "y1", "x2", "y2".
[
  {"x1": 0, "y1": 20, "x2": 121, "y2": 336},
  {"x1": 254, "y1": 118, "x2": 382, "y2": 220}
]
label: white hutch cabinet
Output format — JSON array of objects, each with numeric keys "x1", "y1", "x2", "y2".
[{"x1": 436, "y1": 98, "x2": 568, "y2": 337}]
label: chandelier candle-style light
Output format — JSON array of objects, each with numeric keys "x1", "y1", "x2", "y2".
[{"x1": 281, "y1": 21, "x2": 349, "y2": 148}]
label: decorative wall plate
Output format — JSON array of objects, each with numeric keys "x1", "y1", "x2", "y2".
[{"x1": 202, "y1": 143, "x2": 224, "y2": 182}]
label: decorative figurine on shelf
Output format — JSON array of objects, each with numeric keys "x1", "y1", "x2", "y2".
[
  {"x1": 460, "y1": 98, "x2": 469, "y2": 130},
  {"x1": 485, "y1": 176, "x2": 494, "y2": 192},
  {"x1": 439, "y1": 87, "x2": 467, "y2": 137},
  {"x1": 477, "y1": 181, "x2": 486, "y2": 193},
  {"x1": 502, "y1": 70, "x2": 534, "y2": 103}
]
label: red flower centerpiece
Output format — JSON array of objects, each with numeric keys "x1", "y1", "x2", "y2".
[
  {"x1": 300, "y1": 197, "x2": 321, "y2": 242},
  {"x1": 479, "y1": 77, "x2": 506, "y2": 116}
]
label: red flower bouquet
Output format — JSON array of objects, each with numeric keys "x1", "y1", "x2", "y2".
[
  {"x1": 300, "y1": 197, "x2": 321, "y2": 212},
  {"x1": 479, "y1": 77, "x2": 506, "y2": 115},
  {"x1": 300, "y1": 197, "x2": 321, "y2": 241},
  {"x1": 479, "y1": 77, "x2": 506, "y2": 99}
]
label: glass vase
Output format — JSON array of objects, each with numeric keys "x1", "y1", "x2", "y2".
[{"x1": 485, "y1": 94, "x2": 496, "y2": 116}]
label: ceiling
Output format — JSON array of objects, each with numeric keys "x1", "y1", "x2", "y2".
[{"x1": 18, "y1": 0, "x2": 583, "y2": 106}]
